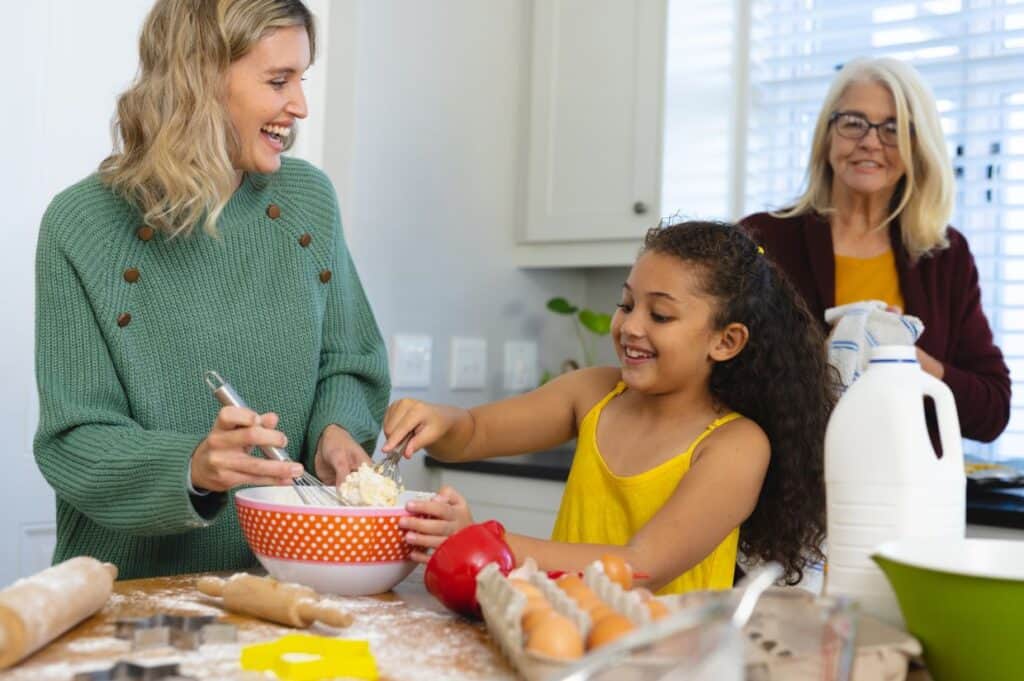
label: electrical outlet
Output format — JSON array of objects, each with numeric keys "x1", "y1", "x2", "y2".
[
  {"x1": 391, "y1": 334, "x2": 432, "y2": 388},
  {"x1": 503, "y1": 340, "x2": 538, "y2": 391},
  {"x1": 450, "y1": 337, "x2": 487, "y2": 390}
]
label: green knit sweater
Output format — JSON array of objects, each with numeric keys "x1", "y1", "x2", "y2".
[{"x1": 34, "y1": 157, "x2": 390, "y2": 579}]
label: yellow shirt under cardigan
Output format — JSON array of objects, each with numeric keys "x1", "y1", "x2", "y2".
[
  {"x1": 834, "y1": 250, "x2": 904, "y2": 311},
  {"x1": 551, "y1": 382, "x2": 742, "y2": 595}
]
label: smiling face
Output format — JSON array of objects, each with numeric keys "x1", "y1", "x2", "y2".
[
  {"x1": 828, "y1": 79, "x2": 907, "y2": 204},
  {"x1": 611, "y1": 252, "x2": 722, "y2": 395},
  {"x1": 225, "y1": 25, "x2": 310, "y2": 176}
]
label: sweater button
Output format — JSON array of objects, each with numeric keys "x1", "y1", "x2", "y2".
[
  {"x1": 299, "y1": 233, "x2": 312, "y2": 247},
  {"x1": 319, "y1": 270, "x2": 332, "y2": 284},
  {"x1": 136, "y1": 226, "x2": 155, "y2": 241},
  {"x1": 123, "y1": 268, "x2": 140, "y2": 283},
  {"x1": 117, "y1": 312, "x2": 132, "y2": 327},
  {"x1": 266, "y1": 204, "x2": 281, "y2": 219}
]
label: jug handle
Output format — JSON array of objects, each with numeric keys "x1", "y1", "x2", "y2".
[{"x1": 920, "y1": 371, "x2": 963, "y2": 469}]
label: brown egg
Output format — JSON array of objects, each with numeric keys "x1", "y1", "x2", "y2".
[
  {"x1": 586, "y1": 603, "x2": 615, "y2": 626},
  {"x1": 521, "y1": 603, "x2": 556, "y2": 636},
  {"x1": 646, "y1": 598, "x2": 670, "y2": 621},
  {"x1": 555, "y1": 574, "x2": 588, "y2": 597},
  {"x1": 574, "y1": 592, "x2": 604, "y2": 613},
  {"x1": 600, "y1": 554, "x2": 634, "y2": 590},
  {"x1": 586, "y1": 613, "x2": 635, "y2": 649},
  {"x1": 525, "y1": 612, "x2": 584, "y2": 660},
  {"x1": 509, "y1": 578, "x2": 543, "y2": 599}
]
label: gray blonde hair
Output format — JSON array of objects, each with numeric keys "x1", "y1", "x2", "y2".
[
  {"x1": 776, "y1": 57, "x2": 953, "y2": 259},
  {"x1": 99, "y1": 0, "x2": 316, "y2": 237}
]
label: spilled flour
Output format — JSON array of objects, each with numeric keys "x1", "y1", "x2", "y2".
[{"x1": 4, "y1": 573, "x2": 517, "y2": 681}]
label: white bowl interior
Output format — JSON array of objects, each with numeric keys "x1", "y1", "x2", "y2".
[
  {"x1": 873, "y1": 538, "x2": 1024, "y2": 581},
  {"x1": 256, "y1": 555, "x2": 416, "y2": 596},
  {"x1": 236, "y1": 486, "x2": 431, "y2": 509}
]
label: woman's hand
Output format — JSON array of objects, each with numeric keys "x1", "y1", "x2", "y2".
[
  {"x1": 314, "y1": 424, "x2": 373, "y2": 485},
  {"x1": 399, "y1": 486, "x2": 474, "y2": 563},
  {"x1": 916, "y1": 346, "x2": 945, "y2": 380},
  {"x1": 381, "y1": 398, "x2": 461, "y2": 458},
  {"x1": 190, "y1": 407, "x2": 300, "y2": 492}
]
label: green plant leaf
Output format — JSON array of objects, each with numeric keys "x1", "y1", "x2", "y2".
[
  {"x1": 578, "y1": 309, "x2": 612, "y2": 335},
  {"x1": 539, "y1": 369, "x2": 553, "y2": 386},
  {"x1": 547, "y1": 297, "x2": 578, "y2": 315}
]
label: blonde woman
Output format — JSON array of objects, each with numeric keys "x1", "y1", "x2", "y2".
[
  {"x1": 33, "y1": 0, "x2": 389, "y2": 578},
  {"x1": 742, "y1": 57, "x2": 1009, "y2": 442}
]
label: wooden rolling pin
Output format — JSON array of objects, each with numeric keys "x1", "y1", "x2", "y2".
[
  {"x1": 196, "y1": 574, "x2": 353, "y2": 629},
  {"x1": 0, "y1": 556, "x2": 117, "y2": 669}
]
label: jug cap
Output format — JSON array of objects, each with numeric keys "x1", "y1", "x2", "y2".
[{"x1": 868, "y1": 345, "x2": 918, "y2": 363}]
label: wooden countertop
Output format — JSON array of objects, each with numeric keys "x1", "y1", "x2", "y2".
[{"x1": 0, "y1": 567, "x2": 517, "y2": 681}]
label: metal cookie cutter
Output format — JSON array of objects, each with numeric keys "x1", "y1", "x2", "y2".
[
  {"x1": 114, "y1": 613, "x2": 237, "y2": 650},
  {"x1": 71, "y1": 659, "x2": 196, "y2": 681}
]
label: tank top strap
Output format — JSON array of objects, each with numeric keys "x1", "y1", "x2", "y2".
[{"x1": 685, "y1": 412, "x2": 743, "y2": 455}]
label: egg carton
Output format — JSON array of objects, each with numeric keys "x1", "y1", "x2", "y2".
[
  {"x1": 476, "y1": 560, "x2": 657, "y2": 681},
  {"x1": 582, "y1": 561, "x2": 651, "y2": 625}
]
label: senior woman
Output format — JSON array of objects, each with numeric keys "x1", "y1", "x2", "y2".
[
  {"x1": 742, "y1": 57, "x2": 1010, "y2": 443},
  {"x1": 33, "y1": 0, "x2": 389, "y2": 578}
]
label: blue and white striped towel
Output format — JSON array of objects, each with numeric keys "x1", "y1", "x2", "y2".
[{"x1": 824, "y1": 300, "x2": 924, "y2": 391}]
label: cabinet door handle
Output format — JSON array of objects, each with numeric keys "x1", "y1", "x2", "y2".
[{"x1": 633, "y1": 201, "x2": 648, "y2": 215}]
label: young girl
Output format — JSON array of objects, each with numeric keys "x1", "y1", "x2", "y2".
[{"x1": 386, "y1": 220, "x2": 837, "y2": 592}]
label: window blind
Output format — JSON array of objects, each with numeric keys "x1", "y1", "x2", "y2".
[
  {"x1": 745, "y1": 0, "x2": 1024, "y2": 459},
  {"x1": 661, "y1": 0, "x2": 739, "y2": 221}
]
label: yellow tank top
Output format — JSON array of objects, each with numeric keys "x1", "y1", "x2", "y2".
[
  {"x1": 551, "y1": 382, "x2": 742, "y2": 595},
  {"x1": 834, "y1": 251, "x2": 904, "y2": 310}
]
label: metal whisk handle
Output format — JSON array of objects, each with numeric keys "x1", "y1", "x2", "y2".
[{"x1": 204, "y1": 371, "x2": 290, "y2": 464}]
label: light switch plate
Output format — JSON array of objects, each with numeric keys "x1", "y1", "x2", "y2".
[
  {"x1": 391, "y1": 334, "x2": 432, "y2": 388},
  {"x1": 450, "y1": 337, "x2": 487, "y2": 390},
  {"x1": 503, "y1": 340, "x2": 539, "y2": 391}
]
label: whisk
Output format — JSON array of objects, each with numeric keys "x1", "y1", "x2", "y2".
[
  {"x1": 204, "y1": 371, "x2": 342, "y2": 506},
  {"x1": 374, "y1": 432, "x2": 412, "y2": 489}
]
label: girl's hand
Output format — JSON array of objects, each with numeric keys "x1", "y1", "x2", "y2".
[
  {"x1": 191, "y1": 407, "x2": 301, "y2": 492},
  {"x1": 314, "y1": 424, "x2": 373, "y2": 485},
  {"x1": 399, "y1": 486, "x2": 474, "y2": 563},
  {"x1": 382, "y1": 398, "x2": 459, "y2": 458}
]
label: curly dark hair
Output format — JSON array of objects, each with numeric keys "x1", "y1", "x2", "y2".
[{"x1": 642, "y1": 219, "x2": 839, "y2": 584}]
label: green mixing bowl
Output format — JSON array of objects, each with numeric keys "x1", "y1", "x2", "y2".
[{"x1": 872, "y1": 538, "x2": 1024, "y2": 681}]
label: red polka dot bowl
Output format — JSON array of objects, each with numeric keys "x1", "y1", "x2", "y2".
[{"x1": 235, "y1": 486, "x2": 425, "y2": 596}]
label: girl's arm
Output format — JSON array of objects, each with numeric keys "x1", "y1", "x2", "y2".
[
  {"x1": 383, "y1": 366, "x2": 620, "y2": 462},
  {"x1": 404, "y1": 418, "x2": 769, "y2": 591},
  {"x1": 514, "y1": 418, "x2": 770, "y2": 590}
]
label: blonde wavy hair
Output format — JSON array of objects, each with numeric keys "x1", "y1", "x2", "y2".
[
  {"x1": 99, "y1": 0, "x2": 316, "y2": 237},
  {"x1": 776, "y1": 57, "x2": 953, "y2": 259}
]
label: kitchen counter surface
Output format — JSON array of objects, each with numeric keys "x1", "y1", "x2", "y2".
[
  {"x1": 0, "y1": 568, "x2": 516, "y2": 681},
  {"x1": 427, "y1": 450, "x2": 1024, "y2": 529},
  {"x1": 424, "y1": 447, "x2": 574, "y2": 482}
]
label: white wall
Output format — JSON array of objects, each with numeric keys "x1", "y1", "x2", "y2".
[
  {"x1": 323, "y1": 0, "x2": 588, "y2": 492},
  {"x1": 4, "y1": 0, "x2": 157, "y2": 585}
]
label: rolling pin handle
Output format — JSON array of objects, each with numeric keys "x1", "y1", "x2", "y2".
[
  {"x1": 196, "y1": 576, "x2": 226, "y2": 598},
  {"x1": 297, "y1": 599, "x2": 353, "y2": 629}
]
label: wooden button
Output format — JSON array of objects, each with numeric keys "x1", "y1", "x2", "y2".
[
  {"x1": 298, "y1": 233, "x2": 312, "y2": 247},
  {"x1": 319, "y1": 270, "x2": 332, "y2": 284},
  {"x1": 266, "y1": 204, "x2": 281, "y2": 219},
  {"x1": 116, "y1": 312, "x2": 132, "y2": 327},
  {"x1": 136, "y1": 226, "x2": 155, "y2": 241},
  {"x1": 123, "y1": 268, "x2": 140, "y2": 283}
]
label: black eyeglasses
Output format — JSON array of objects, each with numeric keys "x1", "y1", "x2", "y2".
[{"x1": 829, "y1": 111, "x2": 905, "y2": 147}]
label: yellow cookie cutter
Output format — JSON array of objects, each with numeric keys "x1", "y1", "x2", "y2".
[{"x1": 241, "y1": 633, "x2": 378, "y2": 681}]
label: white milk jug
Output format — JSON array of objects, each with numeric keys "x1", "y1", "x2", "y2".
[{"x1": 824, "y1": 345, "x2": 965, "y2": 627}]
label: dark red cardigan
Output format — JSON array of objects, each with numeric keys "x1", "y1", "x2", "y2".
[{"x1": 741, "y1": 211, "x2": 1011, "y2": 443}]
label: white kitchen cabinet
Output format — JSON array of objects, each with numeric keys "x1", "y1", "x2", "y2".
[
  {"x1": 516, "y1": 0, "x2": 668, "y2": 268},
  {"x1": 434, "y1": 469, "x2": 565, "y2": 538}
]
